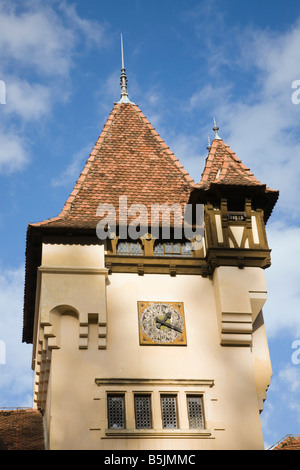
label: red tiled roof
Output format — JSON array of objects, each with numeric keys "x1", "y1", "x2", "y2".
[
  {"x1": 31, "y1": 102, "x2": 195, "y2": 230},
  {"x1": 272, "y1": 435, "x2": 300, "y2": 450},
  {"x1": 0, "y1": 409, "x2": 45, "y2": 450},
  {"x1": 192, "y1": 137, "x2": 279, "y2": 222},
  {"x1": 199, "y1": 138, "x2": 264, "y2": 187}
]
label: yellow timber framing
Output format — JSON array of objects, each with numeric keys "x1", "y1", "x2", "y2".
[{"x1": 105, "y1": 198, "x2": 272, "y2": 276}]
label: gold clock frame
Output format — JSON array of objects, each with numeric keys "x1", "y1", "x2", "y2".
[{"x1": 138, "y1": 301, "x2": 187, "y2": 346}]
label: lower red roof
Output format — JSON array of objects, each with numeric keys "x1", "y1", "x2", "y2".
[
  {"x1": 272, "y1": 435, "x2": 300, "y2": 450},
  {"x1": 0, "y1": 408, "x2": 45, "y2": 450}
]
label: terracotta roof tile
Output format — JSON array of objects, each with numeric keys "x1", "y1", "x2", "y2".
[
  {"x1": 199, "y1": 138, "x2": 264, "y2": 188},
  {"x1": 0, "y1": 409, "x2": 45, "y2": 450},
  {"x1": 31, "y1": 103, "x2": 195, "y2": 230},
  {"x1": 271, "y1": 435, "x2": 300, "y2": 450},
  {"x1": 192, "y1": 137, "x2": 279, "y2": 222}
]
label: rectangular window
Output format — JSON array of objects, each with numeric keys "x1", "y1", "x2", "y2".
[
  {"x1": 161, "y1": 395, "x2": 178, "y2": 429},
  {"x1": 134, "y1": 395, "x2": 152, "y2": 429},
  {"x1": 187, "y1": 395, "x2": 204, "y2": 429},
  {"x1": 154, "y1": 241, "x2": 193, "y2": 257},
  {"x1": 227, "y1": 211, "x2": 246, "y2": 221},
  {"x1": 116, "y1": 241, "x2": 143, "y2": 256},
  {"x1": 107, "y1": 395, "x2": 125, "y2": 429}
]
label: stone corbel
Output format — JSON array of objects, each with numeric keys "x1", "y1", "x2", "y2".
[
  {"x1": 169, "y1": 264, "x2": 177, "y2": 277},
  {"x1": 79, "y1": 316, "x2": 108, "y2": 350},
  {"x1": 213, "y1": 266, "x2": 267, "y2": 346},
  {"x1": 137, "y1": 264, "x2": 144, "y2": 276}
]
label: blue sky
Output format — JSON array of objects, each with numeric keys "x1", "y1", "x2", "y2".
[{"x1": 0, "y1": 0, "x2": 300, "y2": 450}]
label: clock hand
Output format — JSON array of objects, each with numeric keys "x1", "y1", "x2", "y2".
[
  {"x1": 159, "y1": 311, "x2": 172, "y2": 323},
  {"x1": 155, "y1": 317, "x2": 182, "y2": 333}
]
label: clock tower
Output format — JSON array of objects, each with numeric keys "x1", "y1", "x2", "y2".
[{"x1": 23, "y1": 52, "x2": 278, "y2": 450}]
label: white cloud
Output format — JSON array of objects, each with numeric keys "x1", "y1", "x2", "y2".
[
  {"x1": 0, "y1": 265, "x2": 33, "y2": 407},
  {"x1": 263, "y1": 222, "x2": 300, "y2": 338},
  {"x1": 187, "y1": 83, "x2": 233, "y2": 113},
  {"x1": 278, "y1": 363, "x2": 300, "y2": 394},
  {"x1": 0, "y1": 1, "x2": 112, "y2": 175},
  {"x1": 174, "y1": 17, "x2": 300, "y2": 341},
  {"x1": 262, "y1": 362, "x2": 300, "y2": 446},
  {"x1": 58, "y1": 1, "x2": 109, "y2": 49},
  {"x1": 167, "y1": 132, "x2": 203, "y2": 181},
  {"x1": 218, "y1": 99, "x2": 300, "y2": 220},
  {"x1": 181, "y1": 17, "x2": 300, "y2": 223},
  {"x1": 0, "y1": 130, "x2": 29, "y2": 173},
  {"x1": 273, "y1": 363, "x2": 300, "y2": 423},
  {"x1": 98, "y1": 70, "x2": 121, "y2": 104},
  {"x1": 4, "y1": 78, "x2": 52, "y2": 121},
  {"x1": 218, "y1": 21, "x2": 300, "y2": 220},
  {"x1": 51, "y1": 142, "x2": 93, "y2": 188},
  {"x1": 245, "y1": 20, "x2": 300, "y2": 99},
  {"x1": 0, "y1": 3, "x2": 74, "y2": 77},
  {"x1": 0, "y1": 1, "x2": 110, "y2": 78}
]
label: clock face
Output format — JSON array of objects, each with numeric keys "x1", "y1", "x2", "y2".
[{"x1": 138, "y1": 302, "x2": 187, "y2": 345}]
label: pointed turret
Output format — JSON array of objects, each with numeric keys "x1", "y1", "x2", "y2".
[
  {"x1": 188, "y1": 121, "x2": 279, "y2": 274},
  {"x1": 23, "y1": 64, "x2": 195, "y2": 343},
  {"x1": 27, "y1": 103, "x2": 194, "y2": 232},
  {"x1": 196, "y1": 123, "x2": 278, "y2": 223}
]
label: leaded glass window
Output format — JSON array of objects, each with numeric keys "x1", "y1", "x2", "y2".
[
  {"x1": 187, "y1": 395, "x2": 204, "y2": 429},
  {"x1": 181, "y1": 242, "x2": 193, "y2": 256},
  {"x1": 161, "y1": 395, "x2": 178, "y2": 428},
  {"x1": 153, "y1": 242, "x2": 164, "y2": 255},
  {"x1": 153, "y1": 241, "x2": 193, "y2": 257},
  {"x1": 107, "y1": 395, "x2": 125, "y2": 429},
  {"x1": 134, "y1": 395, "x2": 152, "y2": 429},
  {"x1": 116, "y1": 241, "x2": 143, "y2": 256}
]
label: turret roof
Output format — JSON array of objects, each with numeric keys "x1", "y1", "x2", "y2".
[
  {"x1": 199, "y1": 137, "x2": 264, "y2": 188},
  {"x1": 30, "y1": 102, "x2": 195, "y2": 230},
  {"x1": 192, "y1": 136, "x2": 279, "y2": 222}
]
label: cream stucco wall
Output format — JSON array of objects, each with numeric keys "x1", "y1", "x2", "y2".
[{"x1": 33, "y1": 243, "x2": 271, "y2": 450}]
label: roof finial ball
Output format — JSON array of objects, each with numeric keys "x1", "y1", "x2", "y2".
[{"x1": 213, "y1": 117, "x2": 222, "y2": 140}]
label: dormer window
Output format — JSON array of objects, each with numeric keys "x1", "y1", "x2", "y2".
[{"x1": 216, "y1": 167, "x2": 221, "y2": 179}]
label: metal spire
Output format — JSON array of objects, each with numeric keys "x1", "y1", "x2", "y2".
[
  {"x1": 213, "y1": 117, "x2": 221, "y2": 140},
  {"x1": 207, "y1": 136, "x2": 211, "y2": 151},
  {"x1": 118, "y1": 34, "x2": 134, "y2": 104}
]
